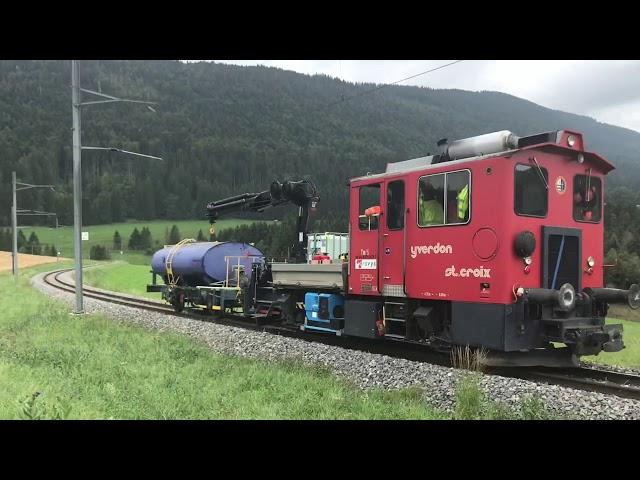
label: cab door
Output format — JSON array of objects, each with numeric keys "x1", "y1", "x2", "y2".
[
  {"x1": 380, "y1": 180, "x2": 406, "y2": 297},
  {"x1": 349, "y1": 182, "x2": 381, "y2": 296}
]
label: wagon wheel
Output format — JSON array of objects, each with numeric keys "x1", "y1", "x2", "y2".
[{"x1": 172, "y1": 291, "x2": 185, "y2": 313}]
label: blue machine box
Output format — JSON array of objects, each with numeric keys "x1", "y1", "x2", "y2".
[{"x1": 304, "y1": 292, "x2": 345, "y2": 333}]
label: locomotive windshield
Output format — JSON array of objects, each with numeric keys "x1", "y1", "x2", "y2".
[
  {"x1": 573, "y1": 173, "x2": 602, "y2": 222},
  {"x1": 418, "y1": 170, "x2": 470, "y2": 227},
  {"x1": 514, "y1": 163, "x2": 548, "y2": 217}
]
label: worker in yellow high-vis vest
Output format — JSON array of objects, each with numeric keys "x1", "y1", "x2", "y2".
[
  {"x1": 419, "y1": 185, "x2": 444, "y2": 226},
  {"x1": 457, "y1": 184, "x2": 469, "y2": 220}
]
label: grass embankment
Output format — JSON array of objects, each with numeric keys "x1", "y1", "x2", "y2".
[
  {"x1": 82, "y1": 261, "x2": 157, "y2": 299},
  {"x1": 1, "y1": 264, "x2": 555, "y2": 419},
  {"x1": 1, "y1": 264, "x2": 444, "y2": 419},
  {"x1": 17, "y1": 218, "x2": 263, "y2": 265}
]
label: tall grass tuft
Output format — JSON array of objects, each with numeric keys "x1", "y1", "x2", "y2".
[{"x1": 450, "y1": 345, "x2": 487, "y2": 372}]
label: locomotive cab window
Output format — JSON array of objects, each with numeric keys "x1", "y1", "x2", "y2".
[
  {"x1": 446, "y1": 170, "x2": 470, "y2": 224},
  {"x1": 418, "y1": 170, "x2": 470, "y2": 227},
  {"x1": 386, "y1": 180, "x2": 405, "y2": 230},
  {"x1": 573, "y1": 174, "x2": 602, "y2": 222},
  {"x1": 515, "y1": 163, "x2": 548, "y2": 217},
  {"x1": 359, "y1": 183, "x2": 381, "y2": 230}
]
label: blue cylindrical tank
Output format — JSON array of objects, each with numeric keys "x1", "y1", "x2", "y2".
[{"x1": 151, "y1": 241, "x2": 264, "y2": 287}]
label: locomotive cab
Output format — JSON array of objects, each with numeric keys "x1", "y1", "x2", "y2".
[{"x1": 346, "y1": 129, "x2": 638, "y2": 365}]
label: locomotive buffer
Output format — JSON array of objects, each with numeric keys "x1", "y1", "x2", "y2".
[{"x1": 206, "y1": 180, "x2": 319, "y2": 263}]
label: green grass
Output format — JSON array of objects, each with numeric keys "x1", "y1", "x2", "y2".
[
  {"x1": 16, "y1": 218, "x2": 264, "y2": 265},
  {"x1": 2, "y1": 264, "x2": 560, "y2": 419},
  {"x1": 82, "y1": 261, "x2": 157, "y2": 299},
  {"x1": 1, "y1": 265, "x2": 455, "y2": 419}
]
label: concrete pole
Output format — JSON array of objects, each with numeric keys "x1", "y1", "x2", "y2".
[
  {"x1": 55, "y1": 216, "x2": 59, "y2": 262},
  {"x1": 11, "y1": 171, "x2": 17, "y2": 277},
  {"x1": 71, "y1": 60, "x2": 84, "y2": 314}
]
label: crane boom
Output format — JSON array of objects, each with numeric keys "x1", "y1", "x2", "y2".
[{"x1": 206, "y1": 180, "x2": 319, "y2": 263}]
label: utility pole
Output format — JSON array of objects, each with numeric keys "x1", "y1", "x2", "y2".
[
  {"x1": 71, "y1": 61, "x2": 83, "y2": 313},
  {"x1": 11, "y1": 173, "x2": 55, "y2": 278},
  {"x1": 70, "y1": 60, "x2": 162, "y2": 314},
  {"x1": 11, "y1": 172, "x2": 17, "y2": 276}
]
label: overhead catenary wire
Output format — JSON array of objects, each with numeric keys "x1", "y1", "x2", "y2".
[{"x1": 320, "y1": 60, "x2": 464, "y2": 110}]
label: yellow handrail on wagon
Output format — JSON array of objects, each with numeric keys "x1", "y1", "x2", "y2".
[{"x1": 165, "y1": 238, "x2": 196, "y2": 286}]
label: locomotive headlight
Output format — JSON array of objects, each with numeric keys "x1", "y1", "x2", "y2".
[
  {"x1": 524, "y1": 256, "x2": 532, "y2": 265},
  {"x1": 587, "y1": 256, "x2": 595, "y2": 268},
  {"x1": 515, "y1": 231, "x2": 536, "y2": 258},
  {"x1": 577, "y1": 153, "x2": 585, "y2": 164},
  {"x1": 567, "y1": 135, "x2": 576, "y2": 147}
]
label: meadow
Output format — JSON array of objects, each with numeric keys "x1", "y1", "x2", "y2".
[
  {"x1": 82, "y1": 261, "x2": 157, "y2": 299},
  {"x1": 17, "y1": 218, "x2": 265, "y2": 265}
]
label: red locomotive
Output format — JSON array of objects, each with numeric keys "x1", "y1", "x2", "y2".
[{"x1": 150, "y1": 129, "x2": 639, "y2": 366}]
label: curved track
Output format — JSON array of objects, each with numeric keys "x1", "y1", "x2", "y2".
[{"x1": 42, "y1": 268, "x2": 640, "y2": 401}]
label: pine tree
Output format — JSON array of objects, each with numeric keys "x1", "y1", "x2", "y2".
[
  {"x1": 17, "y1": 230, "x2": 27, "y2": 251},
  {"x1": 196, "y1": 229, "x2": 205, "y2": 241},
  {"x1": 168, "y1": 225, "x2": 181, "y2": 244},
  {"x1": 113, "y1": 230, "x2": 122, "y2": 250},
  {"x1": 140, "y1": 227, "x2": 152, "y2": 250},
  {"x1": 27, "y1": 232, "x2": 41, "y2": 255},
  {"x1": 129, "y1": 228, "x2": 141, "y2": 250},
  {"x1": 90, "y1": 244, "x2": 110, "y2": 260}
]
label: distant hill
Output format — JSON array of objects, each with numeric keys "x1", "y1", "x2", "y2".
[{"x1": 0, "y1": 60, "x2": 638, "y2": 228}]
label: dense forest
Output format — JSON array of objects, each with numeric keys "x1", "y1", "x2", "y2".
[{"x1": 0, "y1": 60, "x2": 639, "y2": 286}]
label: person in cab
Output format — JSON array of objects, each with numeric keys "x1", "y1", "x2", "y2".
[{"x1": 419, "y1": 183, "x2": 444, "y2": 226}]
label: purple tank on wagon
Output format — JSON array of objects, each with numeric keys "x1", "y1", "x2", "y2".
[{"x1": 151, "y1": 241, "x2": 265, "y2": 287}]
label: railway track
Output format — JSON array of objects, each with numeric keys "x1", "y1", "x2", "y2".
[
  {"x1": 44, "y1": 269, "x2": 176, "y2": 314},
  {"x1": 41, "y1": 268, "x2": 640, "y2": 402},
  {"x1": 503, "y1": 366, "x2": 640, "y2": 401}
]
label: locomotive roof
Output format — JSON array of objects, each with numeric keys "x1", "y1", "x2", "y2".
[{"x1": 350, "y1": 131, "x2": 614, "y2": 185}]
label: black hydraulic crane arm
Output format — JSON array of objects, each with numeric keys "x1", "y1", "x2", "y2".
[{"x1": 206, "y1": 180, "x2": 319, "y2": 263}]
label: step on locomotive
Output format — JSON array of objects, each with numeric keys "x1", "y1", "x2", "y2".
[{"x1": 148, "y1": 129, "x2": 640, "y2": 367}]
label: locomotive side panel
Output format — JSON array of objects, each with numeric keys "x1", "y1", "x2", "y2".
[{"x1": 404, "y1": 158, "x2": 512, "y2": 304}]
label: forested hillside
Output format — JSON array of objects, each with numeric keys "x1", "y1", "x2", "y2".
[{"x1": 1, "y1": 60, "x2": 639, "y2": 228}]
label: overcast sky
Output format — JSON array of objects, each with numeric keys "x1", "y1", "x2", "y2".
[{"x1": 205, "y1": 60, "x2": 640, "y2": 133}]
